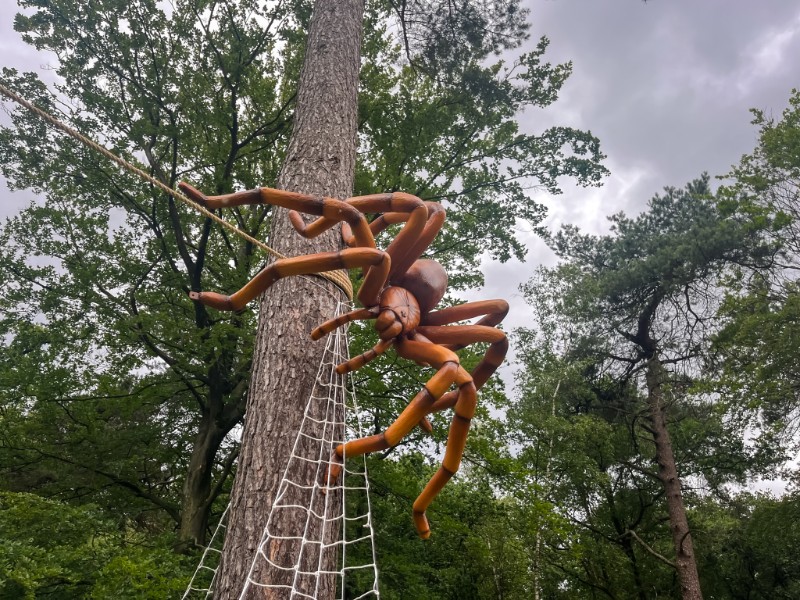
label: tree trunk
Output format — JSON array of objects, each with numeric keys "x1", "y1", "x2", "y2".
[
  {"x1": 619, "y1": 534, "x2": 647, "y2": 600},
  {"x1": 213, "y1": 1, "x2": 364, "y2": 598},
  {"x1": 605, "y1": 487, "x2": 647, "y2": 600},
  {"x1": 176, "y1": 353, "x2": 246, "y2": 552},
  {"x1": 176, "y1": 412, "x2": 223, "y2": 552},
  {"x1": 533, "y1": 379, "x2": 560, "y2": 600},
  {"x1": 176, "y1": 390, "x2": 240, "y2": 553},
  {"x1": 646, "y1": 355, "x2": 703, "y2": 600}
]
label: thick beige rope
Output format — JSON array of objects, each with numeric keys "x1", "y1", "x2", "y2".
[{"x1": 0, "y1": 82, "x2": 354, "y2": 299}]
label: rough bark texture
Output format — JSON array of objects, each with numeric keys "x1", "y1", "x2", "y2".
[
  {"x1": 646, "y1": 355, "x2": 703, "y2": 600},
  {"x1": 213, "y1": 1, "x2": 364, "y2": 597}
]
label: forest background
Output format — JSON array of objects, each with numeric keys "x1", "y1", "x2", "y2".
[{"x1": 1, "y1": 0, "x2": 799, "y2": 598}]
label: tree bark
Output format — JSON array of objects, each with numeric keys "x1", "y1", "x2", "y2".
[
  {"x1": 213, "y1": 1, "x2": 364, "y2": 598},
  {"x1": 646, "y1": 355, "x2": 703, "y2": 600}
]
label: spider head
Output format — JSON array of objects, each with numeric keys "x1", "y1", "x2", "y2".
[{"x1": 376, "y1": 287, "x2": 421, "y2": 340}]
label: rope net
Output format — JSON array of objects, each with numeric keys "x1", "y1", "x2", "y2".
[{"x1": 183, "y1": 301, "x2": 380, "y2": 599}]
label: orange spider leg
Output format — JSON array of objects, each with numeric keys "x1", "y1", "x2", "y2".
[
  {"x1": 411, "y1": 300, "x2": 508, "y2": 422},
  {"x1": 392, "y1": 202, "x2": 445, "y2": 279},
  {"x1": 178, "y1": 183, "x2": 264, "y2": 210},
  {"x1": 190, "y1": 248, "x2": 389, "y2": 312},
  {"x1": 310, "y1": 307, "x2": 379, "y2": 340},
  {"x1": 366, "y1": 212, "x2": 408, "y2": 239},
  {"x1": 341, "y1": 203, "x2": 414, "y2": 245},
  {"x1": 179, "y1": 182, "x2": 388, "y2": 306},
  {"x1": 178, "y1": 183, "x2": 363, "y2": 242},
  {"x1": 312, "y1": 308, "x2": 399, "y2": 375},
  {"x1": 363, "y1": 201, "x2": 443, "y2": 238},
  {"x1": 180, "y1": 182, "x2": 376, "y2": 248},
  {"x1": 335, "y1": 337, "x2": 394, "y2": 374},
  {"x1": 394, "y1": 337, "x2": 477, "y2": 538},
  {"x1": 296, "y1": 191, "x2": 427, "y2": 250},
  {"x1": 286, "y1": 199, "x2": 374, "y2": 249},
  {"x1": 285, "y1": 190, "x2": 429, "y2": 302},
  {"x1": 347, "y1": 201, "x2": 445, "y2": 280},
  {"x1": 416, "y1": 324, "x2": 508, "y2": 415},
  {"x1": 345, "y1": 193, "x2": 428, "y2": 280},
  {"x1": 421, "y1": 298, "x2": 509, "y2": 330},
  {"x1": 327, "y1": 339, "x2": 463, "y2": 538},
  {"x1": 413, "y1": 371, "x2": 476, "y2": 538}
]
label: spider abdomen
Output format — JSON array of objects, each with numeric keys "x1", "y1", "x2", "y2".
[{"x1": 393, "y1": 259, "x2": 448, "y2": 315}]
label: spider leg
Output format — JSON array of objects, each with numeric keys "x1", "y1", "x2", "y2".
[
  {"x1": 421, "y1": 298, "x2": 509, "y2": 331},
  {"x1": 416, "y1": 324, "x2": 508, "y2": 415},
  {"x1": 182, "y1": 184, "x2": 396, "y2": 307},
  {"x1": 180, "y1": 182, "x2": 377, "y2": 249},
  {"x1": 181, "y1": 182, "x2": 387, "y2": 305},
  {"x1": 394, "y1": 337, "x2": 477, "y2": 538},
  {"x1": 412, "y1": 300, "x2": 508, "y2": 422},
  {"x1": 364, "y1": 212, "x2": 409, "y2": 241},
  {"x1": 393, "y1": 202, "x2": 445, "y2": 279},
  {"x1": 413, "y1": 369, "x2": 475, "y2": 538},
  {"x1": 346, "y1": 201, "x2": 445, "y2": 280},
  {"x1": 294, "y1": 191, "x2": 426, "y2": 249},
  {"x1": 310, "y1": 306, "x2": 379, "y2": 340},
  {"x1": 335, "y1": 338, "x2": 393, "y2": 374},
  {"x1": 344, "y1": 193, "x2": 431, "y2": 280},
  {"x1": 190, "y1": 248, "x2": 390, "y2": 311},
  {"x1": 179, "y1": 182, "x2": 263, "y2": 210},
  {"x1": 327, "y1": 339, "x2": 465, "y2": 538},
  {"x1": 276, "y1": 189, "x2": 431, "y2": 302}
]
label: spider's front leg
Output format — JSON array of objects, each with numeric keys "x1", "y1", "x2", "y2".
[
  {"x1": 189, "y1": 248, "x2": 390, "y2": 311},
  {"x1": 326, "y1": 338, "x2": 475, "y2": 539},
  {"x1": 179, "y1": 182, "x2": 389, "y2": 307}
]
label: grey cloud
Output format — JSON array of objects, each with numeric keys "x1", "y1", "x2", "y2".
[{"x1": 2, "y1": 1, "x2": 799, "y2": 306}]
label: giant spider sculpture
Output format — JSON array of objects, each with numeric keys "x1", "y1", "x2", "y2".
[{"x1": 179, "y1": 182, "x2": 508, "y2": 538}]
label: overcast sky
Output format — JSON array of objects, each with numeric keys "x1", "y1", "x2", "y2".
[
  {"x1": 2, "y1": 0, "x2": 799, "y2": 326},
  {"x1": 472, "y1": 0, "x2": 800, "y2": 325}
]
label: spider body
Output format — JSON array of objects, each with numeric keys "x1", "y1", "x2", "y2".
[
  {"x1": 393, "y1": 258, "x2": 448, "y2": 314},
  {"x1": 377, "y1": 286, "x2": 421, "y2": 339},
  {"x1": 179, "y1": 182, "x2": 508, "y2": 538}
]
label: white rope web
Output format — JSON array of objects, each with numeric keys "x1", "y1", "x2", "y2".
[
  {"x1": 181, "y1": 504, "x2": 230, "y2": 598},
  {"x1": 183, "y1": 300, "x2": 380, "y2": 599}
]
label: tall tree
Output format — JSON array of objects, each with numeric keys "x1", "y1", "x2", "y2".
[
  {"x1": 0, "y1": 0, "x2": 305, "y2": 550},
  {"x1": 692, "y1": 492, "x2": 800, "y2": 599},
  {"x1": 211, "y1": 0, "x2": 363, "y2": 595},
  {"x1": 0, "y1": 0, "x2": 605, "y2": 544},
  {"x1": 524, "y1": 177, "x2": 775, "y2": 599},
  {"x1": 0, "y1": 1, "x2": 607, "y2": 592},
  {"x1": 513, "y1": 289, "x2": 676, "y2": 598},
  {"x1": 212, "y1": 0, "x2": 598, "y2": 593},
  {"x1": 710, "y1": 89, "x2": 800, "y2": 456}
]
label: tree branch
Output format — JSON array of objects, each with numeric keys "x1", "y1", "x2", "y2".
[{"x1": 623, "y1": 529, "x2": 676, "y2": 568}]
